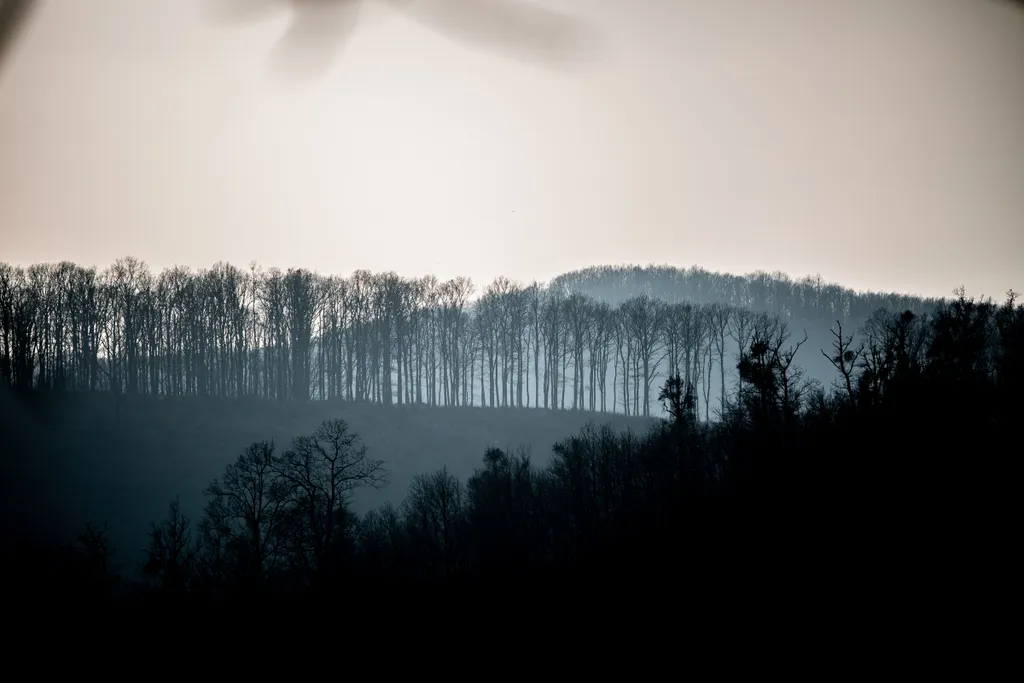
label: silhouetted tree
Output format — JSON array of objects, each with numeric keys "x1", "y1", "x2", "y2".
[
  {"x1": 821, "y1": 320, "x2": 861, "y2": 406},
  {"x1": 274, "y1": 419, "x2": 387, "y2": 582},
  {"x1": 403, "y1": 466, "x2": 465, "y2": 578},
  {"x1": 143, "y1": 498, "x2": 201, "y2": 593},
  {"x1": 201, "y1": 440, "x2": 290, "y2": 586}
]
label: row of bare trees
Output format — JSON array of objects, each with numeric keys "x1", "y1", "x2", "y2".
[
  {"x1": 0, "y1": 258, "x2": 935, "y2": 418},
  {"x1": 34, "y1": 290, "x2": 1022, "y2": 596}
]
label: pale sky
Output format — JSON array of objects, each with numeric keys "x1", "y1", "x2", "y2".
[{"x1": 0, "y1": 0, "x2": 1021, "y2": 300}]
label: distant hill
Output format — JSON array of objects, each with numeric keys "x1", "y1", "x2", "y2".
[
  {"x1": 0, "y1": 388, "x2": 657, "y2": 573},
  {"x1": 549, "y1": 264, "x2": 942, "y2": 322}
]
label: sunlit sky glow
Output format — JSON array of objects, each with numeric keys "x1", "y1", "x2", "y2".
[{"x1": 1, "y1": 0, "x2": 1021, "y2": 299}]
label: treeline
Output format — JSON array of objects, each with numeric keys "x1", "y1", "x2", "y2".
[
  {"x1": 550, "y1": 264, "x2": 938, "y2": 320},
  {"x1": 0, "y1": 259, "x2": 939, "y2": 418},
  {"x1": 26, "y1": 289, "x2": 1020, "y2": 602}
]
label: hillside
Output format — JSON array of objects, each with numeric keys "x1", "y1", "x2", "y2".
[{"x1": 0, "y1": 388, "x2": 658, "y2": 571}]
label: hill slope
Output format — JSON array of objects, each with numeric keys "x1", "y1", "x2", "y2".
[{"x1": 0, "y1": 389, "x2": 657, "y2": 571}]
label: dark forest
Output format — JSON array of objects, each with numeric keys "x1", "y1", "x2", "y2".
[{"x1": 1, "y1": 259, "x2": 1020, "y2": 606}]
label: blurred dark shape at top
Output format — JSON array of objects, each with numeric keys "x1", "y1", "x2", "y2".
[
  {"x1": 0, "y1": 0, "x2": 35, "y2": 76},
  {"x1": 206, "y1": 0, "x2": 601, "y2": 85},
  {"x1": 272, "y1": 1, "x2": 362, "y2": 83},
  {"x1": 205, "y1": 0, "x2": 281, "y2": 25},
  {"x1": 204, "y1": 1, "x2": 359, "y2": 83},
  {"x1": 391, "y1": 0, "x2": 601, "y2": 69},
  {"x1": 4, "y1": 1, "x2": 1022, "y2": 85}
]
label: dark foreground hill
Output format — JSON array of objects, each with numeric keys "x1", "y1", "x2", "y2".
[{"x1": 0, "y1": 388, "x2": 657, "y2": 574}]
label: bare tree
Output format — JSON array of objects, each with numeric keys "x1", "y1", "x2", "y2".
[
  {"x1": 74, "y1": 520, "x2": 117, "y2": 586},
  {"x1": 284, "y1": 268, "x2": 324, "y2": 402},
  {"x1": 275, "y1": 419, "x2": 387, "y2": 575},
  {"x1": 143, "y1": 498, "x2": 202, "y2": 592},
  {"x1": 403, "y1": 466, "x2": 465, "y2": 578},
  {"x1": 565, "y1": 293, "x2": 592, "y2": 411},
  {"x1": 708, "y1": 303, "x2": 733, "y2": 416},
  {"x1": 729, "y1": 308, "x2": 755, "y2": 397},
  {"x1": 822, "y1": 320, "x2": 862, "y2": 406},
  {"x1": 357, "y1": 502, "x2": 406, "y2": 576},
  {"x1": 202, "y1": 440, "x2": 290, "y2": 582},
  {"x1": 587, "y1": 301, "x2": 613, "y2": 412},
  {"x1": 738, "y1": 316, "x2": 810, "y2": 423},
  {"x1": 438, "y1": 277, "x2": 474, "y2": 407},
  {"x1": 622, "y1": 295, "x2": 666, "y2": 416},
  {"x1": 542, "y1": 289, "x2": 565, "y2": 410}
]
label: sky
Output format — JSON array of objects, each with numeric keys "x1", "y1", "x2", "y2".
[{"x1": 0, "y1": 0, "x2": 1021, "y2": 300}]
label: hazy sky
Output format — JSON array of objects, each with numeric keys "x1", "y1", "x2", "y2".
[{"x1": 0, "y1": 0, "x2": 1021, "y2": 299}]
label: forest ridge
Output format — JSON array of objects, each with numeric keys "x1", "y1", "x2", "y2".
[
  {"x1": 0, "y1": 259, "x2": 947, "y2": 420},
  {"x1": 1, "y1": 257, "x2": 1020, "y2": 602}
]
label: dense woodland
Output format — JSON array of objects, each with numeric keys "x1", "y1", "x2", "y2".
[
  {"x1": 0, "y1": 259, "x2": 941, "y2": 419},
  {"x1": 3, "y1": 259, "x2": 1019, "y2": 605}
]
